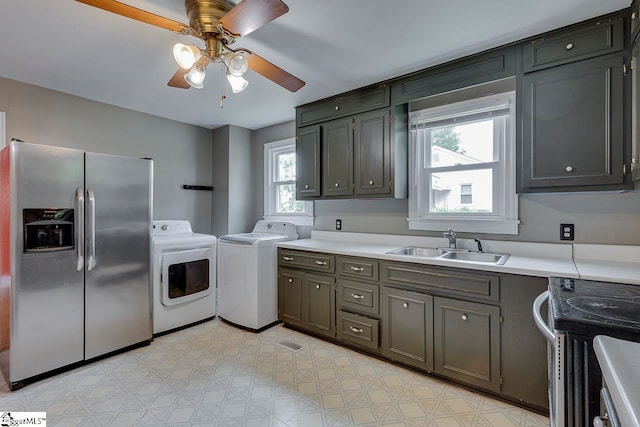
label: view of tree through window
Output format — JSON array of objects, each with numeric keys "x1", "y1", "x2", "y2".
[{"x1": 276, "y1": 151, "x2": 305, "y2": 213}]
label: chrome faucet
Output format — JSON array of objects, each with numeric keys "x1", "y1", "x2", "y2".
[{"x1": 443, "y1": 228, "x2": 457, "y2": 249}]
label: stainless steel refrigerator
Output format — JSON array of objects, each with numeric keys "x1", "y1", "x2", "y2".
[{"x1": 0, "y1": 141, "x2": 153, "y2": 389}]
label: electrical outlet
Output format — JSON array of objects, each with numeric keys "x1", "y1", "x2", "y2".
[
  {"x1": 560, "y1": 224, "x2": 574, "y2": 241},
  {"x1": 336, "y1": 219, "x2": 342, "y2": 231}
]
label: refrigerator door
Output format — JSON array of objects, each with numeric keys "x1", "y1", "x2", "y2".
[
  {"x1": 11, "y1": 143, "x2": 85, "y2": 382},
  {"x1": 84, "y1": 152, "x2": 152, "y2": 359}
]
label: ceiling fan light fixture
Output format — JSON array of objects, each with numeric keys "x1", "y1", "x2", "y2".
[
  {"x1": 226, "y1": 51, "x2": 249, "y2": 77},
  {"x1": 227, "y1": 72, "x2": 249, "y2": 93},
  {"x1": 173, "y1": 43, "x2": 201, "y2": 69},
  {"x1": 184, "y1": 65, "x2": 206, "y2": 89}
]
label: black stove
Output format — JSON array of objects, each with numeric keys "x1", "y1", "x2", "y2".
[{"x1": 549, "y1": 276, "x2": 640, "y2": 339}]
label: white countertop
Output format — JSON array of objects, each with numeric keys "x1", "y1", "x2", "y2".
[
  {"x1": 594, "y1": 335, "x2": 640, "y2": 427},
  {"x1": 277, "y1": 231, "x2": 640, "y2": 284}
]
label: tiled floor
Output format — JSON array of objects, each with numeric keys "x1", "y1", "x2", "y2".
[{"x1": 0, "y1": 319, "x2": 549, "y2": 426}]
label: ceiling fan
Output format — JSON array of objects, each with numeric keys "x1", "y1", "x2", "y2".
[{"x1": 75, "y1": 0, "x2": 305, "y2": 104}]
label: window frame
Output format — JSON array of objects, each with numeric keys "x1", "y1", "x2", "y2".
[
  {"x1": 0, "y1": 112, "x2": 5, "y2": 149},
  {"x1": 263, "y1": 138, "x2": 313, "y2": 226},
  {"x1": 408, "y1": 92, "x2": 519, "y2": 235}
]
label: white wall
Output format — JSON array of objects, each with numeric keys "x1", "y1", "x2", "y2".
[{"x1": 0, "y1": 77, "x2": 213, "y2": 233}]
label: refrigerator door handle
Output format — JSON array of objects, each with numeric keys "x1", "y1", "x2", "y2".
[
  {"x1": 75, "y1": 187, "x2": 85, "y2": 271},
  {"x1": 533, "y1": 290, "x2": 554, "y2": 343},
  {"x1": 87, "y1": 188, "x2": 96, "y2": 271}
]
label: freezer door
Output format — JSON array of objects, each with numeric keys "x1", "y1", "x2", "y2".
[
  {"x1": 10, "y1": 142, "x2": 85, "y2": 383},
  {"x1": 84, "y1": 152, "x2": 152, "y2": 359}
]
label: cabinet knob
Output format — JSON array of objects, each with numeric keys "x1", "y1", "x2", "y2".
[
  {"x1": 565, "y1": 43, "x2": 574, "y2": 50},
  {"x1": 351, "y1": 293, "x2": 365, "y2": 300},
  {"x1": 461, "y1": 314, "x2": 468, "y2": 321},
  {"x1": 316, "y1": 284, "x2": 320, "y2": 289},
  {"x1": 349, "y1": 326, "x2": 364, "y2": 334},
  {"x1": 368, "y1": 180, "x2": 374, "y2": 185},
  {"x1": 335, "y1": 106, "x2": 340, "y2": 111},
  {"x1": 403, "y1": 302, "x2": 408, "y2": 308},
  {"x1": 304, "y1": 184, "x2": 309, "y2": 189},
  {"x1": 283, "y1": 256, "x2": 294, "y2": 261},
  {"x1": 633, "y1": 12, "x2": 637, "y2": 19},
  {"x1": 593, "y1": 416, "x2": 608, "y2": 427},
  {"x1": 334, "y1": 183, "x2": 340, "y2": 187},
  {"x1": 288, "y1": 278, "x2": 293, "y2": 283},
  {"x1": 350, "y1": 266, "x2": 364, "y2": 272},
  {"x1": 315, "y1": 260, "x2": 327, "y2": 266},
  {"x1": 565, "y1": 166, "x2": 574, "y2": 172}
]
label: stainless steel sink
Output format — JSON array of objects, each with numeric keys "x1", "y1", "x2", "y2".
[
  {"x1": 386, "y1": 246, "x2": 447, "y2": 257},
  {"x1": 386, "y1": 246, "x2": 510, "y2": 265},
  {"x1": 440, "y1": 251, "x2": 510, "y2": 265}
]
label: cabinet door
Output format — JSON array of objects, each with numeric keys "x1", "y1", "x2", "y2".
[
  {"x1": 322, "y1": 118, "x2": 354, "y2": 197},
  {"x1": 434, "y1": 297, "x2": 501, "y2": 392},
  {"x1": 382, "y1": 287, "x2": 433, "y2": 371},
  {"x1": 633, "y1": 42, "x2": 640, "y2": 188},
  {"x1": 278, "y1": 269, "x2": 304, "y2": 328},
  {"x1": 296, "y1": 125, "x2": 321, "y2": 198},
  {"x1": 355, "y1": 109, "x2": 391, "y2": 196},
  {"x1": 303, "y1": 273, "x2": 335, "y2": 338},
  {"x1": 520, "y1": 55, "x2": 625, "y2": 191}
]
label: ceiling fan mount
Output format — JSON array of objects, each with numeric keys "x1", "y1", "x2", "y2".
[{"x1": 75, "y1": 0, "x2": 305, "y2": 97}]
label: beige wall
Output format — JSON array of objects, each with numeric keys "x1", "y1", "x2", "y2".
[{"x1": 0, "y1": 77, "x2": 213, "y2": 233}]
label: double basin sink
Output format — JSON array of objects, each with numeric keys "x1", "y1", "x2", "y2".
[{"x1": 386, "y1": 246, "x2": 510, "y2": 265}]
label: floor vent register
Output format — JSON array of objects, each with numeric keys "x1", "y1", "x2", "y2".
[{"x1": 277, "y1": 341, "x2": 303, "y2": 352}]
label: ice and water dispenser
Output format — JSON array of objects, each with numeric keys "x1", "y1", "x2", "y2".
[{"x1": 23, "y1": 208, "x2": 74, "y2": 252}]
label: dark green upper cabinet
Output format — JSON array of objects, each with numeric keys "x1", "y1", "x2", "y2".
[
  {"x1": 632, "y1": 31, "x2": 640, "y2": 188},
  {"x1": 391, "y1": 47, "x2": 516, "y2": 105},
  {"x1": 522, "y1": 17, "x2": 624, "y2": 73},
  {"x1": 295, "y1": 125, "x2": 321, "y2": 198},
  {"x1": 355, "y1": 109, "x2": 391, "y2": 196},
  {"x1": 519, "y1": 54, "x2": 627, "y2": 191},
  {"x1": 322, "y1": 118, "x2": 354, "y2": 197}
]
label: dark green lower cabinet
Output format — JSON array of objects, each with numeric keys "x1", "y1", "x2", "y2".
[
  {"x1": 304, "y1": 273, "x2": 335, "y2": 337},
  {"x1": 434, "y1": 297, "x2": 501, "y2": 392},
  {"x1": 278, "y1": 268, "x2": 335, "y2": 338},
  {"x1": 382, "y1": 287, "x2": 434, "y2": 371}
]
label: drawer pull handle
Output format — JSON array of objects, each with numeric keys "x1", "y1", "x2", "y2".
[
  {"x1": 368, "y1": 180, "x2": 374, "y2": 185},
  {"x1": 403, "y1": 302, "x2": 408, "y2": 309},
  {"x1": 288, "y1": 278, "x2": 293, "y2": 283},
  {"x1": 565, "y1": 165, "x2": 574, "y2": 172},
  {"x1": 283, "y1": 256, "x2": 294, "y2": 261},
  {"x1": 351, "y1": 293, "x2": 365, "y2": 300},
  {"x1": 350, "y1": 266, "x2": 364, "y2": 272},
  {"x1": 349, "y1": 326, "x2": 364, "y2": 334},
  {"x1": 461, "y1": 314, "x2": 468, "y2": 321},
  {"x1": 316, "y1": 284, "x2": 320, "y2": 289},
  {"x1": 335, "y1": 106, "x2": 340, "y2": 111},
  {"x1": 565, "y1": 43, "x2": 574, "y2": 50},
  {"x1": 315, "y1": 260, "x2": 327, "y2": 266}
]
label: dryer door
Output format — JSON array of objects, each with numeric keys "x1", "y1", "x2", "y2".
[{"x1": 161, "y1": 247, "x2": 213, "y2": 306}]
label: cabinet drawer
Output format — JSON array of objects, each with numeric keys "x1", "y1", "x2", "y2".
[
  {"x1": 296, "y1": 84, "x2": 390, "y2": 127},
  {"x1": 279, "y1": 250, "x2": 335, "y2": 273},
  {"x1": 337, "y1": 279, "x2": 379, "y2": 316},
  {"x1": 523, "y1": 17, "x2": 624, "y2": 73},
  {"x1": 337, "y1": 256, "x2": 379, "y2": 281},
  {"x1": 381, "y1": 262, "x2": 499, "y2": 302},
  {"x1": 337, "y1": 310, "x2": 379, "y2": 351}
]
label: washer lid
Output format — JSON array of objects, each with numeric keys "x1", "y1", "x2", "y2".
[{"x1": 219, "y1": 233, "x2": 287, "y2": 244}]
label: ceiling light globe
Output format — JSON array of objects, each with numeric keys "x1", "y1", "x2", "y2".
[
  {"x1": 184, "y1": 66, "x2": 206, "y2": 89},
  {"x1": 173, "y1": 43, "x2": 201, "y2": 69},
  {"x1": 227, "y1": 52, "x2": 249, "y2": 77},
  {"x1": 227, "y1": 73, "x2": 249, "y2": 93}
]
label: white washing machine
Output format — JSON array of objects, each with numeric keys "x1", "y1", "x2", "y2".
[
  {"x1": 152, "y1": 220, "x2": 216, "y2": 335},
  {"x1": 217, "y1": 221, "x2": 298, "y2": 331}
]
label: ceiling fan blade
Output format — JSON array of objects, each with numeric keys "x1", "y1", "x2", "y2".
[
  {"x1": 167, "y1": 68, "x2": 191, "y2": 89},
  {"x1": 218, "y1": 0, "x2": 289, "y2": 38},
  {"x1": 75, "y1": 0, "x2": 188, "y2": 33},
  {"x1": 243, "y1": 50, "x2": 305, "y2": 92}
]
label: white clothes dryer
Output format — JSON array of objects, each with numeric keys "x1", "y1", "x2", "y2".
[
  {"x1": 217, "y1": 221, "x2": 298, "y2": 331},
  {"x1": 152, "y1": 220, "x2": 216, "y2": 335}
]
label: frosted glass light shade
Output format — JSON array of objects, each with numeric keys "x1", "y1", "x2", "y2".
[
  {"x1": 227, "y1": 73, "x2": 249, "y2": 93},
  {"x1": 173, "y1": 43, "x2": 201, "y2": 69},
  {"x1": 185, "y1": 66, "x2": 206, "y2": 89},
  {"x1": 227, "y1": 52, "x2": 249, "y2": 76}
]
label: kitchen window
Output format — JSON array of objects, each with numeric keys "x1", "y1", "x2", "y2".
[
  {"x1": 264, "y1": 138, "x2": 313, "y2": 225},
  {"x1": 408, "y1": 91, "x2": 519, "y2": 234},
  {"x1": 0, "y1": 112, "x2": 5, "y2": 148}
]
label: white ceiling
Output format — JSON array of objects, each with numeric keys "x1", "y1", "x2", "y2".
[{"x1": 0, "y1": 0, "x2": 630, "y2": 130}]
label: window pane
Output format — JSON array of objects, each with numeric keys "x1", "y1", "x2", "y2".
[
  {"x1": 428, "y1": 120, "x2": 495, "y2": 167},
  {"x1": 277, "y1": 152, "x2": 296, "y2": 181},
  {"x1": 277, "y1": 183, "x2": 305, "y2": 213},
  {"x1": 431, "y1": 170, "x2": 492, "y2": 213}
]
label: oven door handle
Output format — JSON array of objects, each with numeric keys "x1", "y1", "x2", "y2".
[{"x1": 533, "y1": 290, "x2": 555, "y2": 343}]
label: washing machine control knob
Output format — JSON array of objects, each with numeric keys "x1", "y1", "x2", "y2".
[{"x1": 161, "y1": 224, "x2": 168, "y2": 231}]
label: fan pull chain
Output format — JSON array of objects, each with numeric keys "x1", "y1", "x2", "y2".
[{"x1": 220, "y1": 62, "x2": 226, "y2": 108}]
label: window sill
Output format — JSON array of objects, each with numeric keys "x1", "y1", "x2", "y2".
[
  {"x1": 408, "y1": 217, "x2": 519, "y2": 235},
  {"x1": 264, "y1": 215, "x2": 314, "y2": 227}
]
